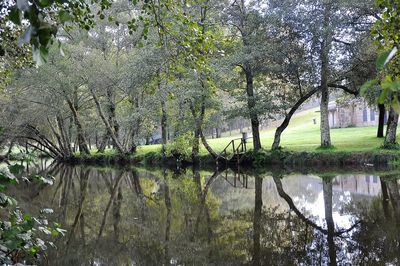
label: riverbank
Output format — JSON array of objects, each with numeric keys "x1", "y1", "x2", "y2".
[{"x1": 64, "y1": 147, "x2": 400, "y2": 168}]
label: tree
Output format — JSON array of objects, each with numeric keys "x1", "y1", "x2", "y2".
[
  {"x1": 222, "y1": 0, "x2": 274, "y2": 151},
  {"x1": 370, "y1": 0, "x2": 400, "y2": 147},
  {"x1": 271, "y1": 0, "x2": 375, "y2": 148}
]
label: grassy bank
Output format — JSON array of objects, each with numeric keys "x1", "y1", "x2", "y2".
[
  {"x1": 63, "y1": 107, "x2": 400, "y2": 167},
  {"x1": 135, "y1": 108, "x2": 384, "y2": 154},
  {"x1": 135, "y1": 107, "x2": 391, "y2": 155}
]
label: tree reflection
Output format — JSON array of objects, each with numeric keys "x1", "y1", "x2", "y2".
[
  {"x1": 322, "y1": 177, "x2": 336, "y2": 266},
  {"x1": 252, "y1": 176, "x2": 262, "y2": 266},
  {"x1": 345, "y1": 175, "x2": 400, "y2": 265},
  {"x1": 13, "y1": 162, "x2": 400, "y2": 265}
]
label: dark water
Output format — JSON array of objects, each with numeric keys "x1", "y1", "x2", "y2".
[{"x1": 7, "y1": 161, "x2": 400, "y2": 265}]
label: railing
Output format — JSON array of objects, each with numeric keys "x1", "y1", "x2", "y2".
[
  {"x1": 219, "y1": 137, "x2": 253, "y2": 161},
  {"x1": 223, "y1": 169, "x2": 249, "y2": 188}
]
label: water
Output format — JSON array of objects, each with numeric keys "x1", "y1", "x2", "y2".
[{"x1": 7, "y1": 161, "x2": 400, "y2": 265}]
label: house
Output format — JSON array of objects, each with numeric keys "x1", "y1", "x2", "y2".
[{"x1": 328, "y1": 99, "x2": 385, "y2": 128}]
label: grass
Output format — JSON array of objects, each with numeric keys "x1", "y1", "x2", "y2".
[{"x1": 136, "y1": 107, "x2": 393, "y2": 156}]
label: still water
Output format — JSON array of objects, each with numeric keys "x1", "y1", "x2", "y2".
[{"x1": 8, "y1": 161, "x2": 400, "y2": 265}]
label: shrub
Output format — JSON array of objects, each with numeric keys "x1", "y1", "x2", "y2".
[{"x1": 164, "y1": 132, "x2": 193, "y2": 161}]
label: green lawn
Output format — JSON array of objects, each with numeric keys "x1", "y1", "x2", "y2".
[{"x1": 137, "y1": 107, "x2": 389, "y2": 156}]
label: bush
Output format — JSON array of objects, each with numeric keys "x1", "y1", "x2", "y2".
[
  {"x1": 164, "y1": 132, "x2": 193, "y2": 162},
  {"x1": 0, "y1": 164, "x2": 63, "y2": 265}
]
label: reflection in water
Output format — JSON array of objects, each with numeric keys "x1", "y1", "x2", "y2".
[
  {"x1": 7, "y1": 162, "x2": 400, "y2": 265},
  {"x1": 252, "y1": 176, "x2": 262, "y2": 266},
  {"x1": 322, "y1": 178, "x2": 336, "y2": 266}
]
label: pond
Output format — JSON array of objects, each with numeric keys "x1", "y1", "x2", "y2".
[{"x1": 7, "y1": 160, "x2": 400, "y2": 265}]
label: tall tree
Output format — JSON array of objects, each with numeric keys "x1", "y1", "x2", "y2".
[{"x1": 222, "y1": 0, "x2": 270, "y2": 151}]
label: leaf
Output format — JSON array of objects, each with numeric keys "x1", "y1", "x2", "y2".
[
  {"x1": 9, "y1": 164, "x2": 24, "y2": 175},
  {"x1": 392, "y1": 96, "x2": 400, "y2": 114},
  {"x1": 376, "y1": 47, "x2": 398, "y2": 70},
  {"x1": 38, "y1": 0, "x2": 51, "y2": 7},
  {"x1": 378, "y1": 87, "x2": 389, "y2": 104},
  {"x1": 58, "y1": 40, "x2": 65, "y2": 56},
  {"x1": 360, "y1": 79, "x2": 379, "y2": 95},
  {"x1": 55, "y1": 228, "x2": 67, "y2": 236},
  {"x1": 39, "y1": 46, "x2": 49, "y2": 63},
  {"x1": 0, "y1": 193, "x2": 17, "y2": 207},
  {"x1": 0, "y1": 167, "x2": 18, "y2": 184},
  {"x1": 58, "y1": 10, "x2": 73, "y2": 23},
  {"x1": 32, "y1": 47, "x2": 44, "y2": 66},
  {"x1": 384, "y1": 47, "x2": 398, "y2": 66},
  {"x1": 9, "y1": 7, "x2": 21, "y2": 25}
]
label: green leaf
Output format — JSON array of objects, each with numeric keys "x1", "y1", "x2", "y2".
[
  {"x1": 389, "y1": 80, "x2": 400, "y2": 91},
  {"x1": 38, "y1": 0, "x2": 52, "y2": 7},
  {"x1": 376, "y1": 47, "x2": 398, "y2": 70},
  {"x1": 32, "y1": 47, "x2": 44, "y2": 66},
  {"x1": 376, "y1": 51, "x2": 390, "y2": 70},
  {"x1": 9, "y1": 7, "x2": 21, "y2": 25},
  {"x1": 9, "y1": 164, "x2": 24, "y2": 175},
  {"x1": 58, "y1": 10, "x2": 73, "y2": 23},
  {"x1": 360, "y1": 79, "x2": 379, "y2": 95},
  {"x1": 385, "y1": 47, "x2": 398, "y2": 66},
  {"x1": 378, "y1": 87, "x2": 389, "y2": 104},
  {"x1": 393, "y1": 96, "x2": 400, "y2": 114},
  {"x1": 39, "y1": 46, "x2": 49, "y2": 63}
]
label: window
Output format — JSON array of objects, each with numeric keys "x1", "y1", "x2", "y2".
[
  {"x1": 370, "y1": 109, "x2": 375, "y2": 121},
  {"x1": 363, "y1": 108, "x2": 368, "y2": 122},
  {"x1": 373, "y1": 176, "x2": 378, "y2": 183}
]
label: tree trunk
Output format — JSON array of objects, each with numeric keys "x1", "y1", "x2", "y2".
[
  {"x1": 380, "y1": 178, "x2": 391, "y2": 220},
  {"x1": 192, "y1": 124, "x2": 202, "y2": 165},
  {"x1": 161, "y1": 101, "x2": 168, "y2": 153},
  {"x1": 98, "y1": 133, "x2": 109, "y2": 153},
  {"x1": 384, "y1": 107, "x2": 399, "y2": 147},
  {"x1": 272, "y1": 87, "x2": 320, "y2": 150},
  {"x1": 319, "y1": 2, "x2": 333, "y2": 148},
  {"x1": 200, "y1": 129, "x2": 219, "y2": 159},
  {"x1": 5, "y1": 140, "x2": 14, "y2": 158},
  {"x1": 252, "y1": 176, "x2": 262, "y2": 266},
  {"x1": 65, "y1": 97, "x2": 90, "y2": 155},
  {"x1": 244, "y1": 65, "x2": 261, "y2": 151},
  {"x1": 190, "y1": 99, "x2": 206, "y2": 165},
  {"x1": 387, "y1": 179, "x2": 400, "y2": 223},
  {"x1": 47, "y1": 117, "x2": 68, "y2": 157},
  {"x1": 56, "y1": 116, "x2": 72, "y2": 157},
  {"x1": 89, "y1": 87, "x2": 126, "y2": 154},
  {"x1": 163, "y1": 170, "x2": 172, "y2": 265},
  {"x1": 377, "y1": 104, "x2": 385, "y2": 138},
  {"x1": 323, "y1": 178, "x2": 337, "y2": 266},
  {"x1": 106, "y1": 87, "x2": 120, "y2": 144}
]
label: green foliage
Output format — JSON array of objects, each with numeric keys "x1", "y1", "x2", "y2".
[
  {"x1": 381, "y1": 142, "x2": 400, "y2": 150},
  {"x1": 164, "y1": 132, "x2": 193, "y2": 161},
  {"x1": 364, "y1": 0, "x2": 400, "y2": 109},
  {"x1": 0, "y1": 164, "x2": 62, "y2": 264},
  {"x1": 316, "y1": 145, "x2": 336, "y2": 151},
  {"x1": 3, "y1": 0, "x2": 215, "y2": 70}
]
